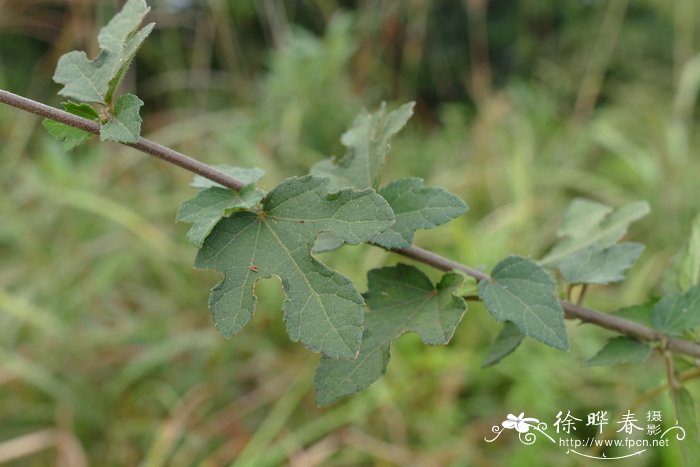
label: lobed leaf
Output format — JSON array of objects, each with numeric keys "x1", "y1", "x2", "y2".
[
  {"x1": 372, "y1": 178, "x2": 468, "y2": 248},
  {"x1": 100, "y1": 94, "x2": 144, "y2": 143},
  {"x1": 651, "y1": 285, "x2": 700, "y2": 336},
  {"x1": 311, "y1": 102, "x2": 414, "y2": 191},
  {"x1": 557, "y1": 243, "x2": 645, "y2": 285},
  {"x1": 194, "y1": 175, "x2": 394, "y2": 359},
  {"x1": 479, "y1": 256, "x2": 568, "y2": 350},
  {"x1": 541, "y1": 198, "x2": 649, "y2": 267},
  {"x1": 53, "y1": 0, "x2": 153, "y2": 104},
  {"x1": 586, "y1": 336, "x2": 651, "y2": 366},
  {"x1": 314, "y1": 264, "x2": 466, "y2": 406},
  {"x1": 177, "y1": 186, "x2": 264, "y2": 247}
]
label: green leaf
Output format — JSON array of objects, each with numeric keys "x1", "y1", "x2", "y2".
[
  {"x1": 611, "y1": 300, "x2": 657, "y2": 328},
  {"x1": 372, "y1": 178, "x2": 468, "y2": 248},
  {"x1": 478, "y1": 256, "x2": 568, "y2": 350},
  {"x1": 651, "y1": 285, "x2": 700, "y2": 336},
  {"x1": 557, "y1": 243, "x2": 645, "y2": 285},
  {"x1": 311, "y1": 102, "x2": 414, "y2": 191},
  {"x1": 63, "y1": 101, "x2": 100, "y2": 120},
  {"x1": 194, "y1": 175, "x2": 394, "y2": 359},
  {"x1": 314, "y1": 264, "x2": 466, "y2": 406},
  {"x1": 191, "y1": 166, "x2": 265, "y2": 189},
  {"x1": 100, "y1": 94, "x2": 144, "y2": 143},
  {"x1": 177, "y1": 186, "x2": 264, "y2": 247},
  {"x1": 42, "y1": 120, "x2": 92, "y2": 151},
  {"x1": 679, "y1": 216, "x2": 700, "y2": 292},
  {"x1": 42, "y1": 101, "x2": 100, "y2": 150},
  {"x1": 53, "y1": 0, "x2": 153, "y2": 104},
  {"x1": 541, "y1": 198, "x2": 649, "y2": 266},
  {"x1": 672, "y1": 387, "x2": 700, "y2": 466},
  {"x1": 586, "y1": 336, "x2": 651, "y2": 366},
  {"x1": 313, "y1": 177, "x2": 468, "y2": 252},
  {"x1": 482, "y1": 322, "x2": 524, "y2": 367}
]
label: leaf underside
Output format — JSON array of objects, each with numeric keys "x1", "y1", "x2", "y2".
[
  {"x1": 52, "y1": 0, "x2": 153, "y2": 105},
  {"x1": 194, "y1": 175, "x2": 394, "y2": 359},
  {"x1": 314, "y1": 264, "x2": 466, "y2": 406}
]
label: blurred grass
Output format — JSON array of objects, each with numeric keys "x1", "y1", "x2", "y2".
[{"x1": 1, "y1": 0, "x2": 700, "y2": 465}]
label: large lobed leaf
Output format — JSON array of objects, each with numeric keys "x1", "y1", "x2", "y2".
[
  {"x1": 314, "y1": 264, "x2": 467, "y2": 406},
  {"x1": 194, "y1": 175, "x2": 394, "y2": 359},
  {"x1": 479, "y1": 256, "x2": 568, "y2": 350},
  {"x1": 311, "y1": 102, "x2": 414, "y2": 191},
  {"x1": 53, "y1": 0, "x2": 154, "y2": 105}
]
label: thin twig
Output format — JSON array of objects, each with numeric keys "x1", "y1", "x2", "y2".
[
  {"x1": 0, "y1": 89, "x2": 246, "y2": 191},
  {"x1": 3, "y1": 88, "x2": 700, "y2": 359}
]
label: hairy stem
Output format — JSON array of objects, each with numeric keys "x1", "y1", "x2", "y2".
[{"x1": 3, "y1": 88, "x2": 700, "y2": 359}]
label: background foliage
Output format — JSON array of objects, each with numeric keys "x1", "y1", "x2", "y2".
[{"x1": 1, "y1": 0, "x2": 699, "y2": 465}]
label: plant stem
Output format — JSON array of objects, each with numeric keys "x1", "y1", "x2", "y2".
[
  {"x1": 3, "y1": 88, "x2": 700, "y2": 359},
  {"x1": 0, "y1": 89, "x2": 246, "y2": 191}
]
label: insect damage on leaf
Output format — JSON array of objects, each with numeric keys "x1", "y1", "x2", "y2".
[{"x1": 194, "y1": 175, "x2": 394, "y2": 359}]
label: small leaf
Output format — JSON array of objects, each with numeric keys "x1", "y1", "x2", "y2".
[
  {"x1": 372, "y1": 178, "x2": 468, "y2": 248},
  {"x1": 42, "y1": 101, "x2": 100, "y2": 150},
  {"x1": 679, "y1": 216, "x2": 700, "y2": 292},
  {"x1": 672, "y1": 387, "x2": 700, "y2": 465},
  {"x1": 53, "y1": 0, "x2": 153, "y2": 104},
  {"x1": 314, "y1": 264, "x2": 466, "y2": 406},
  {"x1": 557, "y1": 243, "x2": 645, "y2": 285},
  {"x1": 611, "y1": 300, "x2": 657, "y2": 328},
  {"x1": 100, "y1": 94, "x2": 144, "y2": 143},
  {"x1": 176, "y1": 186, "x2": 264, "y2": 247},
  {"x1": 63, "y1": 101, "x2": 100, "y2": 120},
  {"x1": 42, "y1": 120, "x2": 92, "y2": 151},
  {"x1": 651, "y1": 285, "x2": 700, "y2": 336},
  {"x1": 311, "y1": 102, "x2": 414, "y2": 191},
  {"x1": 541, "y1": 198, "x2": 649, "y2": 267},
  {"x1": 478, "y1": 256, "x2": 568, "y2": 350},
  {"x1": 194, "y1": 175, "x2": 394, "y2": 359},
  {"x1": 482, "y1": 322, "x2": 524, "y2": 367},
  {"x1": 191, "y1": 166, "x2": 265, "y2": 189},
  {"x1": 586, "y1": 336, "x2": 651, "y2": 366}
]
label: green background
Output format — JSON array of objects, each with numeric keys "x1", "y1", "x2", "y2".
[{"x1": 1, "y1": 0, "x2": 699, "y2": 465}]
